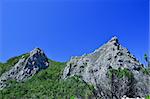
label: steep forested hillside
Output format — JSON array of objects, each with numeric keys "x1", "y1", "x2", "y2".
[{"x1": 0, "y1": 57, "x2": 94, "y2": 99}]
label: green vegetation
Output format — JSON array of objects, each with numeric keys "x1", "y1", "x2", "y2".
[
  {"x1": 146, "y1": 95, "x2": 150, "y2": 99},
  {"x1": 144, "y1": 53, "x2": 150, "y2": 67},
  {"x1": 144, "y1": 54, "x2": 148, "y2": 62},
  {"x1": 0, "y1": 59, "x2": 94, "y2": 98},
  {"x1": 21, "y1": 53, "x2": 30, "y2": 59},
  {"x1": 108, "y1": 68, "x2": 133, "y2": 78},
  {"x1": 141, "y1": 54, "x2": 150, "y2": 75},
  {"x1": 0, "y1": 53, "x2": 29, "y2": 76},
  {"x1": 141, "y1": 67, "x2": 150, "y2": 75}
]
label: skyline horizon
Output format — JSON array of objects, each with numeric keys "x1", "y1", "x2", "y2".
[
  {"x1": 0, "y1": 0, "x2": 149, "y2": 64},
  {"x1": 0, "y1": 35, "x2": 148, "y2": 65}
]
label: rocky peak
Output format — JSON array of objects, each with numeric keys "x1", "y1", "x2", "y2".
[
  {"x1": 107, "y1": 36, "x2": 119, "y2": 44},
  {"x1": 30, "y1": 48, "x2": 43, "y2": 56},
  {"x1": 93, "y1": 36, "x2": 119, "y2": 53},
  {"x1": 0, "y1": 48, "x2": 49, "y2": 89},
  {"x1": 26, "y1": 48, "x2": 49, "y2": 70},
  {"x1": 62, "y1": 36, "x2": 150, "y2": 98}
]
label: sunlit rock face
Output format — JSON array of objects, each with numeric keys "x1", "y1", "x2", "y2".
[
  {"x1": 63, "y1": 36, "x2": 150, "y2": 99},
  {"x1": 0, "y1": 48, "x2": 49, "y2": 90}
]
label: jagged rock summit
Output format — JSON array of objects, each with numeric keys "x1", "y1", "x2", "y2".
[
  {"x1": 0, "y1": 48, "x2": 49, "y2": 89},
  {"x1": 63, "y1": 36, "x2": 150, "y2": 98}
]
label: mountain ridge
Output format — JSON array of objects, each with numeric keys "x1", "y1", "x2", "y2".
[{"x1": 0, "y1": 36, "x2": 149, "y2": 99}]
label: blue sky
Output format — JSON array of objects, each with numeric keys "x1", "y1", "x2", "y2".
[{"x1": 0, "y1": 0, "x2": 149, "y2": 64}]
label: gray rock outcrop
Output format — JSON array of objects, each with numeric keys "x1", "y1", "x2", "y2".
[
  {"x1": 63, "y1": 36, "x2": 150, "y2": 98},
  {"x1": 0, "y1": 48, "x2": 49, "y2": 90}
]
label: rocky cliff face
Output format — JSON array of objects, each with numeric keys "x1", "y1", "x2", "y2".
[
  {"x1": 0, "y1": 48, "x2": 49, "y2": 90},
  {"x1": 62, "y1": 37, "x2": 150, "y2": 98}
]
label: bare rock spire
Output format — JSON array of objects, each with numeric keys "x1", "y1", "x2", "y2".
[
  {"x1": 62, "y1": 36, "x2": 149, "y2": 98},
  {"x1": 109, "y1": 36, "x2": 118, "y2": 42},
  {"x1": 0, "y1": 48, "x2": 49, "y2": 90}
]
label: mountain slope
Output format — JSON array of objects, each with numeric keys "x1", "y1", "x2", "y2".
[
  {"x1": 0, "y1": 48, "x2": 49, "y2": 89},
  {"x1": 62, "y1": 36, "x2": 150, "y2": 98},
  {"x1": 0, "y1": 36, "x2": 149, "y2": 99},
  {"x1": 0, "y1": 59, "x2": 94, "y2": 98},
  {"x1": 0, "y1": 53, "x2": 29, "y2": 76}
]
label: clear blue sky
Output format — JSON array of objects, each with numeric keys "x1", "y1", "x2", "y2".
[{"x1": 0, "y1": 0, "x2": 149, "y2": 64}]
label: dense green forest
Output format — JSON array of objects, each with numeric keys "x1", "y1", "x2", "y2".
[{"x1": 0, "y1": 56, "x2": 94, "y2": 99}]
